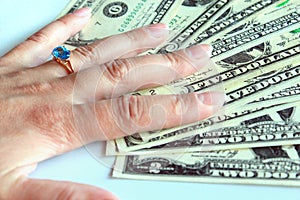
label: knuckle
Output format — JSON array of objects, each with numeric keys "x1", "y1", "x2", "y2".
[
  {"x1": 14, "y1": 81, "x2": 53, "y2": 95},
  {"x1": 170, "y1": 95, "x2": 183, "y2": 116},
  {"x1": 56, "y1": 18, "x2": 70, "y2": 30},
  {"x1": 55, "y1": 187, "x2": 104, "y2": 200},
  {"x1": 0, "y1": 57, "x2": 8, "y2": 67},
  {"x1": 4, "y1": 70, "x2": 26, "y2": 81},
  {"x1": 104, "y1": 59, "x2": 132, "y2": 83},
  {"x1": 0, "y1": 99, "x2": 11, "y2": 122},
  {"x1": 123, "y1": 31, "x2": 138, "y2": 44},
  {"x1": 26, "y1": 82, "x2": 47, "y2": 93},
  {"x1": 26, "y1": 30, "x2": 49, "y2": 44},
  {"x1": 171, "y1": 94, "x2": 194, "y2": 117},
  {"x1": 117, "y1": 95, "x2": 149, "y2": 128},
  {"x1": 74, "y1": 44, "x2": 100, "y2": 64},
  {"x1": 163, "y1": 53, "x2": 182, "y2": 68},
  {"x1": 56, "y1": 188, "x2": 75, "y2": 200}
]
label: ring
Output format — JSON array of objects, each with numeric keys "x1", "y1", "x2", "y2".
[{"x1": 52, "y1": 46, "x2": 74, "y2": 74}]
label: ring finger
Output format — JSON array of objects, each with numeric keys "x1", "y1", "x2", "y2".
[
  {"x1": 0, "y1": 23, "x2": 169, "y2": 91},
  {"x1": 38, "y1": 23, "x2": 169, "y2": 78}
]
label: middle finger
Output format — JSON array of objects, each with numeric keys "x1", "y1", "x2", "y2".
[{"x1": 60, "y1": 43, "x2": 212, "y2": 103}]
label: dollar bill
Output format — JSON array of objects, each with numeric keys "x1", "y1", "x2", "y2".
[
  {"x1": 192, "y1": 0, "x2": 297, "y2": 44},
  {"x1": 210, "y1": 6, "x2": 300, "y2": 60},
  {"x1": 155, "y1": 0, "x2": 300, "y2": 57},
  {"x1": 146, "y1": 0, "x2": 229, "y2": 54},
  {"x1": 113, "y1": 145, "x2": 300, "y2": 187},
  {"x1": 252, "y1": 84, "x2": 300, "y2": 103},
  {"x1": 58, "y1": 0, "x2": 183, "y2": 47},
  {"x1": 165, "y1": 0, "x2": 219, "y2": 32},
  {"x1": 135, "y1": 30, "x2": 300, "y2": 96},
  {"x1": 155, "y1": 0, "x2": 283, "y2": 54}
]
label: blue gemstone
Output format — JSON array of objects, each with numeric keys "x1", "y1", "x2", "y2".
[{"x1": 52, "y1": 46, "x2": 70, "y2": 60}]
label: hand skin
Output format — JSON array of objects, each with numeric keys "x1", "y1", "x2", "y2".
[{"x1": 0, "y1": 8, "x2": 224, "y2": 200}]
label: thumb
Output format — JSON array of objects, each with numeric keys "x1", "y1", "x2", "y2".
[{"x1": 12, "y1": 178, "x2": 118, "y2": 200}]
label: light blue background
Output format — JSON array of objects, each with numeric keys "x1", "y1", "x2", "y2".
[{"x1": 1, "y1": 0, "x2": 299, "y2": 199}]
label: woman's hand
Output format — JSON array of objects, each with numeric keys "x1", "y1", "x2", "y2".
[{"x1": 0, "y1": 8, "x2": 224, "y2": 200}]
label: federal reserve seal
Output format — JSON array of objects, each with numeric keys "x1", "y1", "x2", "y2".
[{"x1": 103, "y1": 2, "x2": 128, "y2": 18}]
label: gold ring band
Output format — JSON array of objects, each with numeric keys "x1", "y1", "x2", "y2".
[{"x1": 53, "y1": 57, "x2": 74, "y2": 74}]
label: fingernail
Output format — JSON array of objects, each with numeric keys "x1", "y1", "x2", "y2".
[
  {"x1": 73, "y1": 7, "x2": 91, "y2": 17},
  {"x1": 145, "y1": 23, "x2": 169, "y2": 38},
  {"x1": 197, "y1": 92, "x2": 226, "y2": 107},
  {"x1": 186, "y1": 44, "x2": 212, "y2": 59}
]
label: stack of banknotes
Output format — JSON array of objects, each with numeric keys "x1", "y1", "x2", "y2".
[{"x1": 59, "y1": 0, "x2": 300, "y2": 186}]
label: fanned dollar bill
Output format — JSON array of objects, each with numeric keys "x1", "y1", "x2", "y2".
[
  {"x1": 192, "y1": 0, "x2": 297, "y2": 44},
  {"x1": 114, "y1": 52, "x2": 300, "y2": 152},
  {"x1": 113, "y1": 145, "x2": 300, "y2": 187},
  {"x1": 155, "y1": 0, "x2": 285, "y2": 54},
  {"x1": 139, "y1": 82, "x2": 300, "y2": 145},
  {"x1": 147, "y1": 0, "x2": 229, "y2": 54},
  {"x1": 211, "y1": 3, "x2": 300, "y2": 60},
  {"x1": 106, "y1": 89, "x2": 300, "y2": 155},
  {"x1": 115, "y1": 97, "x2": 300, "y2": 153},
  {"x1": 154, "y1": 0, "x2": 300, "y2": 58},
  {"x1": 110, "y1": 101, "x2": 300, "y2": 155},
  {"x1": 136, "y1": 30, "x2": 300, "y2": 96},
  {"x1": 58, "y1": 0, "x2": 183, "y2": 47}
]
